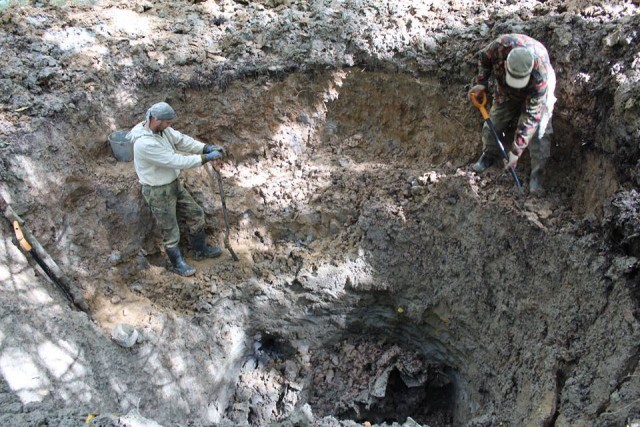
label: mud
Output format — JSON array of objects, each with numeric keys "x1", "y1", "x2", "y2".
[{"x1": 1, "y1": 0, "x2": 640, "y2": 426}]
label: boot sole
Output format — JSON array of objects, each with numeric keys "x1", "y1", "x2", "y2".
[
  {"x1": 194, "y1": 250, "x2": 222, "y2": 260},
  {"x1": 471, "y1": 158, "x2": 496, "y2": 173},
  {"x1": 172, "y1": 267, "x2": 196, "y2": 277}
]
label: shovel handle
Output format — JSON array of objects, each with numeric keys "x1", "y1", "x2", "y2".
[
  {"x1": 205, "y1": 162, "x2": 240, "y2": 262},
  {"x1": 470, "y1": 91, "x2": 490, "y2": 120},
  {"x1": 470, "y1": 92, "x2": 524, "y2": 195},
  {"x1": 13, "y1": 221, "x2": 32, "y2": 251}
]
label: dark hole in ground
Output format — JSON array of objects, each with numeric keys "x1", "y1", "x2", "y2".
[
  {"x1": 343, "y1": 367, "x2": 454, "y2": 426},
  {"x1": 259, "y1": 333, "x2": 296, "y2": 358},
  {"x1": 308, "y1": 335, "x2": 455, "y2": 426},
  {"x1": 246, "y1": 332, "x2": 297, "y2": 369}
]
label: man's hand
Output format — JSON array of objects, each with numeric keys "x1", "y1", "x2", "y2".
[
  {"x1": 504, "y1": 151, "x2": 519, "y2": 170},
  {"x1": 204, "y1": 144, "x2": 225, "y2": 156},
  {"x1": 204, "y1": 150, "x2": 223, "y2": 162},
  {"x1": 469, "y1": 84, "x2": 486, "y2": 98}
]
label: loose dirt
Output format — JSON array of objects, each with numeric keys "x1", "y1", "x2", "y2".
[{"x1": 1, "y1": 1, "x2": 639, "y2": 426}]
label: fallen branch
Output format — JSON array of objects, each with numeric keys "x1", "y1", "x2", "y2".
[{"x1": 1, "y1": 198, "x2": 88, "y2": 311}]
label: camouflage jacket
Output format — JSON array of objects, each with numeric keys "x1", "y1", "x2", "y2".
[{"x1": 476, "y1": 34, "x2": 556, "y2": 154}]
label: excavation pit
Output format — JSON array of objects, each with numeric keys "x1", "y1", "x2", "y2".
[
  {"x1": 89, "y1": 69, "x2": 637, "y2": 426},
  {"x1": 2, "y1": 2, "x2": 640, "y2": 424},
  {"x1": 2, "y1": 68, "x2": 636, "y2": 427}
]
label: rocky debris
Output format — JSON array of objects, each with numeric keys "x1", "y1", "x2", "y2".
[
  {"x1": 310, "y1": 339, "x2": 452, "y2": 426},
  {"x1": 111, "y1": 323, "x2": 142, "y2": 348}
]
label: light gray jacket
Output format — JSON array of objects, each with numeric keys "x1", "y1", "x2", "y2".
[{"x1": 128, "y1": 122, "x2": 205, "y2": 186}]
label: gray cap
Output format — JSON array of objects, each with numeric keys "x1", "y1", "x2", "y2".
[
  {"x1": 146, "y1": 102, "x2": 176, "y2": 122},
  {"x1": 506, "y1": 47, "x2": 534, "y2": 89}
]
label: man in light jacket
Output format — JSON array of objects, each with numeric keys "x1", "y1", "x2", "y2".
[{"x1": 128, "y1": 102, "x2": 225, "y2": 276}]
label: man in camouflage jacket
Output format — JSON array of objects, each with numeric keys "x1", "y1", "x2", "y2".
[{"x1": 470, "y1": 33, "x2": 556, "y2": 194}]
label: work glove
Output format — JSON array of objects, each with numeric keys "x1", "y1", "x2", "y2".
[
  {"x1": 202, "y1": 144, "x2": 227, "y2": 156},
  {"x1": 469, "y1": 84, "x2": 486, "y2": 98},
  {"x1": 204, "y1": 150, "x2": 223, "y2": 162},
  {"x1": 504, "y1": 150, "x2": 519, "y2": 170},
  {"x1": 204, "y1": 144, "x2": 225, "y2": 156}
]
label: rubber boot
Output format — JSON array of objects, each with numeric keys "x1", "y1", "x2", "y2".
[
  {"x1": 529, "y1": 159, "x2": 547, "y2": 195},
  {"x1": 529, "y1": 170, "x2": 545, "y2": 195},
  {"x1": 472, "y1": 154, "x2": 496, "y2": 173},
  {"x1": 165, "y1": 246, "x2": 196, "y2": 277},
  {"x1": 190, "y1": 230, "x2": 222, "y2": 260}
]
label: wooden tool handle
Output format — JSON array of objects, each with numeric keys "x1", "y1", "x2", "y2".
[{"x1": 13, "y1": 220, "x2": 32, "y2": 251}]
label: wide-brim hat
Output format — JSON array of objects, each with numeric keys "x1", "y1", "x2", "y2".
[{"x1": 506, "y1": 47, "x2": 534, "y2": 89}]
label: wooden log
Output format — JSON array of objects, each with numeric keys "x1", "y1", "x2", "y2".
[{"x1": 2, "y1": 197, "x2": 88, "y2": 311}]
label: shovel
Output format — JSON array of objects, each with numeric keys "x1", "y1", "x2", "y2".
[
  {"x1": 13, "y1": 220, "x2": 76, "y2": 306},
  {"x1": 471, "y1": 91, "x2": 523, "y2": 195},
  {"x1": 205, "y1": 162, "x2": 239, "y2": 261}
]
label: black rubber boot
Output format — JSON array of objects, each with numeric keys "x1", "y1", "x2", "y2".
[
  {"x1": 472, "y1": 154, "x2": 496, "y2": 173},
  {"x1": 190, "y1": 230, "x2": 222, "y2": 260},
  {"x1": 529, "y1": 170, "x2": 545, "y2": 195},
  {"x1": 165, "y1": 246, "x2": 196, "y2": 277},
  {"x1": 529, "y1": 158, "x2": 547, "y2": 196}
]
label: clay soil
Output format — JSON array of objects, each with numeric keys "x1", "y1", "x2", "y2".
[{"x1": 1, "y1": 1, "x2": 640, "y2": 426}]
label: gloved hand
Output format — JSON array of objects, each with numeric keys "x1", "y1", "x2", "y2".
[
  {"x1": 504, "y1": 150, "x2": 519, "y2": 170},
  {"x1": 204, "y1": 150, "x2": 223, "y2": 162},
  {"x1": 469, "y1": 84, "x2": 486, "y2": 97},
  {"x1": 204, "y1": 144, "x2": 225, "y2": 156}
]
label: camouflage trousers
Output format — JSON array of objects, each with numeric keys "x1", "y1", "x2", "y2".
[
  {"x1": 482, "y1": 99, "x2": 553, "y2": 177},
  {"x1": 141, "y1": 179, "x2": 205, "y2": 248}
]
